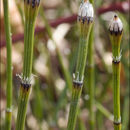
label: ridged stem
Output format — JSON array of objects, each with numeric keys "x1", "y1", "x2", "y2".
[
  {"x1": 86, "y1": 0, "x2": 95, "y2": 129},
  {"x1": 109, "y1": 31, "x2": 123, "y2": 130},
  {"x1": 23, "y1": 20, "x2": 35, "y2": 78},
  {"x1": 67, "y1": 22, "x2": 92, "y2": 129},
  {"x1": 3, "y1": 0, "x2": 12, "y2": 129},
  {"x1": 16, "y1": 1, "x2": 40, "y2": 130},
  {"x1": 113, "y1": 62, "x2": 121, "y2": 130},
  {"x1": 16, "y1": 19, "x2": 35, "y2": 130},
  {"x1": 87, "y1": 28, "x2": 95, "y2": 130},
  {"x1": 16, "y1": 85, "x2": 31, "y2": 130},
  {"x1": 67, "y1": 86, "x2": 82, "y2": 130},
  {"x1": 109, "y1": 15, "x2": 123, "y2": 129}
]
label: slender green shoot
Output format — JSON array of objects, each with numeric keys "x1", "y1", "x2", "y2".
[
  {"x1": 86, "y1": 27, "x2": 95, "y2": 130},
  {"x1": 109, "y1": 15, "x2": 123, "y2": 130},
  {"x1": 3, "y1": 0, "x2": 12, "y2": 129},
  {"x1": 86, "y1": 0, "x2": 95, "y2": 129},
  {"x1": 16, "y1": 1, "x2": 40, "y2": 130},
  {"x1": 67, "y1": 1, "x2": 94, "y2": 129}
]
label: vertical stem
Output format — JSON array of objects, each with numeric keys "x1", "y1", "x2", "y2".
[
  {"x1": 67, "y1": 1, "x2": 94, "y2": 129},
  {"x1": 16, "y1": 1, "x2": 40, "y2": 130},
  {"x1": 108, "y1": 15, "x2": 123, "y2": 130},
  {"x1": 16, "y1": 84, "x2": 31, "y2": 130},
  {"x1": 67, "y1": 29, "x2": 92, "y2": 130},
  {"x1": 86, "y1": 0, "x2": 94, "y2": 129},
  {"x1": 23, "y1": 21, "x2": 35, "y2": 78},
  {"x1": 3, "y1": 0, "x2": 12, "y2": 129},
  {"x1": 87, "y1": 28, "x2": 95, "y2": 130},
  {"x1": 16, "y1": 20, "x2": 35, "y2": 130},
  {"x1": 67, "y1": 85, "x2": 82, "y2": 130},
  {"x1": 113, "y1": 62, "x2": 121, "y2": 130}
]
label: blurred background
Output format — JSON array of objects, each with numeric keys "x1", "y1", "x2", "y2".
[{"x1": 0, "y1": 0, "x2": 129, "y2": 130}]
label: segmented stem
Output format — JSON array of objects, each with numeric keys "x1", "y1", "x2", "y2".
[
  {"x1": 113, "y1": 61, "x2": 121, "y2": 130},
  {"x1": 16, "y1": 84, "x2": 31, "y2": 130},
  {"x1": 67, "y1": 23, "x2": 92, "y2": 130},
  {"x1": 87, "y1": 28, "x2": 95, "y2": 130},
  {"x1": 67, "y1": 85, "x2": 82, "y2": 130},
  {"x1": 3, "y1": 0, "x2": 12, "y2": 129},
  {"x1": 16, "y1": 1, "x2": 40, "y2": 130},
  {"x1": 109, "y1": 15, "x2": 123, "y2": 130}
]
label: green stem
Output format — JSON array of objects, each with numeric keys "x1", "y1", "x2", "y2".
[
  {"x1": 23, "y1": 20, "x2": 35, "y2": 78},
  {"x1": 113, "y1": 62, "x2": 121, "y2": 130},
  {"x1": 87, "y1": 0, "x2": 95, "y2": 128},
  {"x1": 16, "y1": 1, "x2": 40, "y2": 130},
  {"x1": 67, "y1": 24, "x2": 92, "y2": 129},
  {"x1": 87, "y1": 1, "x2": 94, "y2": 128},
  {"x1": 67, "y1": 86, "x2": 82, "y2": 130},
  {"x1": 3, "y1": 0, "x2": 12, "y2": 129},
  {"x1": 16, "y1": 21, "x2": 35, "y2": 130},
  {"x1": 109, "y1": 16, "x2": 123, "y2": 130},
  {"x1": 87, "y1": 28, "x2": 95, "y2": 130},
  {"x1": 16, "y1": 85, "x2": 31, "y2": 130}
]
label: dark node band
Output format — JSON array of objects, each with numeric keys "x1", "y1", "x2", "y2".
[
  {"x1": 113, "y1": 121, "x2": 121, "y2": 125},
  {"x1": 73, "y1": 80, "x2": 83, "y2": 88},
  {"x1": 32, "y1": 0, "x2": 35, "y2": 8},
  {"x1": 21, "y1": 82, "x2": 31, "y2": 91},
  {"x1": 25, "y1": 0, "x2": 40, "y2": 8},
  {"x1": 112, "y1": 60, "x2": 120, "y2": 64},
  {"x1": 109, "y1": 29, "x2": 123, "y2": 36},
  {"x1": 77, "y1": 16, "x2": 93, "y2": 24},
  {"x1": 27, "y1": 0, "x2": 29, "y2": 4}
]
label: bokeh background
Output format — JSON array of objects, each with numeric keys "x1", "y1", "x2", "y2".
[{"x1": 0, "y1": 0, "x2": 129, "y2": 130}]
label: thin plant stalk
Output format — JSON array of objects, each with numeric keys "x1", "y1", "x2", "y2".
[
  {"x1": 87, "y1": 27, "x2": 95, "y2": 130},
  {"x1": 109, "y1": 15, "x2": 123, "y2": 130},
  {"x1": 16, "y1": 1, "x2": 40, "y2": 130},
  {"x1": 86, "y1": 0, "x2": 95, "y2": 129},
  {"x1": 67, "y1": 1, "x2": 94, "y2": 129},
  {"x1": 3, "y1": 0, "x2": 12, "y2": 129}
]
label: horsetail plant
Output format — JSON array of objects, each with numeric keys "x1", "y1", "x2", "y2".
[
  {"x1": 109, "y1": 15, "x2": 123, "y2": 130},
  {"x1": 67, "y1": 0, "x2": 94, "y2": 129},
  {"x1": 3, "y1": 0, "x2": 13, "y2": 129},
  {"x1": 85, "y1": 0, "x2": 95, "y2": 129},
  {"x1": 86, "y1": 28, "x2": 95, "y2": 130},
  {"x1": 16, "y1": 0, "x2": 40, "y2": 130}
]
